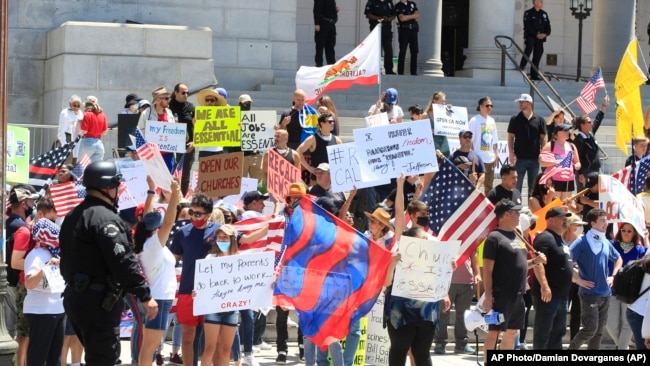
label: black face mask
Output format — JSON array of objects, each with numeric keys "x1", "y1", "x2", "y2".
[
  {"x1": 416, "y1": 216, "x2": 429, "y2": 227},
  {"x1": 239, "y1": 103, "x2": 251, "y2": 111},
  {"x1": 23, "y1": 204, "x2": 34, "y2": 218}
]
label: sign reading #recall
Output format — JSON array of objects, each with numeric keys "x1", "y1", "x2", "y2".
[{"x1": 352, "y1": 119, "x2": 438, "y2": 179}]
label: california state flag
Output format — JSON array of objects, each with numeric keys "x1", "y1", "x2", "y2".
[{"x1": 296, "y1": 26, "x2": 381, "y2": 104}]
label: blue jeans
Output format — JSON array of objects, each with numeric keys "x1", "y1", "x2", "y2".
[
  {"x1": 626, "y1": 308, "x2": 648, "y2": 350},
  {"x1": 342, "y1": 320, "x2": 361, "y2": 366},
  {"x1": 304, "y1": 337, "x2": 343, "y2": 366},
  {"x1": 515, "y1": 158, "x2": 539, "y2": 195},
  {"x1": 159, "y1": 312, "x2": 182, "y2": 353},
  {"x1": 124, "y1": 294, "x2": 145, "y2": 363},
  {"x1": 532, "y1": 295, "x2": 568, "y2": 350},
  {"x1": 78, "y1": 137, "x2": 105, "y2": 163},
  {"x1": 231, "y1": 309, "x2": 255, "y2": 361}
]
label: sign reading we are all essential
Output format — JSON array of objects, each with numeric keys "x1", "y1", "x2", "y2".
[
  {"x1": 144, "y1": 121, "x2": 187, "y2": 153},
  {"x1": 267, "y1": 148, "x2": 301, "y2": 203},
  {"x1": 240, "y1": 111, "x2": 276, "y2": 151},
  {"x1": 198, "y1": 152, "x2": 244, "y2": 198},
  {"x1": 194, "y1": 106, "x2": 241, "y2": 147}
]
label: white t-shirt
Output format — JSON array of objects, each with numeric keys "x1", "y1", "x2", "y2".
[
  {"x1": 138, "y1": 235, "x2": 177, "y2": 300},
  {"x1": 24, "y1": 248, "x2": 64, "y2": 314},
  {"x1": 368, "y1": 104, "x2": 404, "y2": 122},
  {"x1": 468, "y1": 114, "x2": 499, "y2": 164},
  {"x1": 241, "y1": 210, "x2": 264, "y2": 220}
]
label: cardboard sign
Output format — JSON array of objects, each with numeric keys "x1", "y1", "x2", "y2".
[
  {"x1": 193, "y1": 251, "x2": 275, "y2": 315},
  {"x1": 365, "y1": 293, "x2": 389, "y2": 366},
  {"x1": 267, "y1": 149, "x2": 301, "y2": 203},
  {"x1": 365, "y1": 112, "x2": 389, "y2": 128},
  {"x1": 391, "y1": 236, "x2": 459, "y2": 302},
  {"x1": 194, "y1": 106, "x2": 241, "y2": 147},
  {"x1": 144, "y1": 121, "x2": 187, "y2": 153},
  {"x1": 198, "y1": 152, "x2": 244, "y2": 198},
  {"x1": 241, "y1": 111, "x2": 276, "y2": 151},
  {"x1": 599, "y1": 174, "x2": 646, "y2": 236},
  {"x1": 352, "y1": 120, "x2": 438, "y2": 179},
  {"x1": 326, "y1": 143, "x2": 390, "y2": 193},
  {"x1": 6, "y1": 125, "x2": 30, "y2": 183},
  {"x1": 431, "y1": 104, "x2": 468, "y2": 137}
]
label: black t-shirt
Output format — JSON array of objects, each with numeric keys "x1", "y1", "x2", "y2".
[
  {"x1": 364, "y1": 0, "x2": 395, "y2": 28},
  {"x1": 451, "y1": 150, "x2": 485, "y2": 176},
  {"x1": 169, "y1": 99, "x2": 195, "y2": 142},
  {"x1": 309, "y1": 184, "x2": 346, "y2": 210},
  {"x1": 483, "y1": 228, "x2": 529, "y2": 297},
  {"x1": 279, "y1": 107, "x2": 303, "y2": 149},
  {"x1": 507, "y1": 112, "x2": 547, "y2": 159},
  {"x1": 486, "y1": 185, "x2": 522, "y2": 206},
  {"x1": 395, "y1": 1, "x2": 418, "y2": 25},
  {"x1": 386, "y1": 180, "x2": 416, "y2": 212},
  {"x1": 531, "y1": 230, "x2": 573, "y2": 299}
]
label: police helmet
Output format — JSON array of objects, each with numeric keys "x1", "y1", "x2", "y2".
[{"x1": 82, "y1": 161, "x2": 123, "y2": 189}]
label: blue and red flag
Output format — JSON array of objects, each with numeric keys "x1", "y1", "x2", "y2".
[{"x1": 273, "y1": 197, "x2": 391, "y2": 347}]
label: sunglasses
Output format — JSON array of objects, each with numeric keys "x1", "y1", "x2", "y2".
[
  {"x1": 159, "y1": 97, "x2": 171, "y2": 101},
  {"x1": 71, "y1": 104, "x2": 81, "y2": 108},
  {"x1": 483, "y1": 104, "x2": 493, "y2": 108},
  {"x1": 620, "y1": 229, "x2": 634, "y2": 233},
  {"x1": 188, "y1": 209, "x2": 208, "y2": 218},
  {"x1": 323, "y1": 120, "x2": 335, "y2": 124},
  {"x1": 205, "y1": 98, "x2": 217, "y2": 103},
  {"x1": 180, "y1": 91, "x2": 189, "y2": 95}
]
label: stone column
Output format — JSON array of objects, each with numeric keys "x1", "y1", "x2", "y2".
[
  {"x1": 464, "y1": 0, "x2": 517, "y2": 70},
  {"x1": 419, "y1": 0, "x2": 444, "y2": 76},
  {"x1": 593, "y1": 0, "x2": 635, "y2": 79}
]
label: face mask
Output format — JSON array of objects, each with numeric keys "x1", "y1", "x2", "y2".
[
  {"x1": 573, "y1": 225, "x2": 583, "y2": 236},
  {"x1": 416, "y1": 216, "x2": 429, "y2": 227},
  {"x1": 216, "y1": 241, "x2": 231, "y2": 253},
  {"x1": 23, "y1": 204, "x2": 34, "y2": 218},
  {"x1": 191, "y1": 219, "x2": 207, "y2": 229}
]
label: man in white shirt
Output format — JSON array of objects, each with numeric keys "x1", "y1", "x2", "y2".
[{"x1": 468, "y1": 96, "x2": 499, "y2": 194}]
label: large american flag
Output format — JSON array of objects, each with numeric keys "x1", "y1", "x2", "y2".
[
  {"x1": 612, "y1": 155, "x2": 650, "y2": 195},
  {"x1": 539, "y1": 151, "x2": 573, "y2": 184},
  {"x1": 233, "y1": 215, "x2": 286, "y2": 253},
  {"x1": 576, "y1": 96, "x2": 597, "y2": 115},
  {"x1": 134, "y1": 129, "x2": 158, "y2": 160},
  {"x1": 29, "y1": 139, "x2": 78, "y2": 192},
  {"x1": 421, "y1": 158, "x2": 497, "y2": 266},
  {"x1": 49, "y1": 181, "x2": 87, "y2": 216},
  {"x1": 580, "y1": 68, "x2": 605, "y2": 103}
]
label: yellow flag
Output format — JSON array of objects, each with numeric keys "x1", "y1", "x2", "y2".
[{"x1": 615, "y1": 39, "x2": 647, "y2": 154}]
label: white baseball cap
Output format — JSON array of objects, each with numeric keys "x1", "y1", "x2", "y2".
[{"x1": 514, "y1": 93, "x2": 533, "y2": 103}]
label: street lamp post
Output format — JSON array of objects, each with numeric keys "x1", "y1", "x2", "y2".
[{"x1": 570, "y1": 0, "x2": 593, "y2": 81}]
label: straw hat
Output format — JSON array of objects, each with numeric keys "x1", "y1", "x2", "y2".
[
  {"x1": 197, "y1": 87, "x2": 227, "y2": 106},
  {"x1": 363, "y1": 208, "x2": 393, "y2": 231}
]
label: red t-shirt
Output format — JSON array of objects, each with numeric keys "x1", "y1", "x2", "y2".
[
  {"x1": 13, "y1": 226, "x2": 32, "y2": 285},
  {"x1": 81, "y1": 111, "x2": 108, "y2": 138}
]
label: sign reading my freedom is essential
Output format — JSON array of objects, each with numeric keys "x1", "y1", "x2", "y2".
[
  {"x1": 198, "y1": 152, "x2": 244, "y2": 198},
  {"x1": 194, "y1": 106, "x2": 241, "y2": 147},
  {"x1": 6, "y1": 125, "x2": 30, "y2": 183},
  {"x1": 241, "y1": 111, "x2": 276, "y2": 151},
  {"x1": 352, "y1": 119, "x2": 438, "y2": 179},
  {"x1": 267, "y1": 148, "x2": 301, "y2": 203},
  {"x1": 431, "y1": 104, "x2": 468, "y2": 137},
  {"x1": 193, "y1": 251, "x2": 275, "y2": 315},
  {"x1": 326, "y1": 142, "x2": 390, "y2": 193},
  {"x1": 144, "y1": 121, "x2": 187, "y2": 153}
]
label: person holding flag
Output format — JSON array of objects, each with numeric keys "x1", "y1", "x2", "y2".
[
  {"x1": 278, "y1": 89, "x2": 319, "y2": 150},
  {"x1": 573, "y1": 95, "x2": 610, "y2": 191},
  {"x1": 539, "y1": 123, "x2": 580, "y2": 200}
]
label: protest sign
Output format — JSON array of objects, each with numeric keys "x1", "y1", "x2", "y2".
[
  {"x1": 193, "y1": 251, "x2": 275, "y2": 315},
  {"x1": 129, "y1": 135, "x2": 173, "y2": 190},
  {"x1": 194, "y1": 106, "x2": 241, "y2": 147},
  {"x1": 431, "y1": 104, "x2": 468, "y2": 137},
  {"x1": 144, "y1": 121, "x2": 187, "y2": 153},
  {"x1": 115, "y1": 159, "x2": 147, "y2": 210},
  {"x1": 241, "y1": 111, "x2": 275, "y2": 151},
  {"x1": 448, "y1": 139, "x2": 511, "y2": 178},
  {"x1": 391, "y1": 236, "x2": 459, "y2": 302},
  {"x1": 326, "y1": 143, "x2": 390, "y2": 193},
  {"x1": 198, "y1": 152, "x2": 243, "y2": 198},
  {"x1": 42, "y1": 264, "x2": 65, "y2": 293},
  {"x1": 365, "y1": 292, "x2": 389, "y2": 366},
  {"x1": 352, "y1": 120, "x2": 438, "y2": 179},
  {"x1": 365, "y1": 112, "x2": 389, "y2": 128},
  {"x1": 6, "y1": 125, "x2": 30, "y2": 183},
  {"x1": 267, "y1": 148, "x2": 301, "y2": 203},
  {"x1": 599, "y1": 174, "x2": 646, "y2": 235},
  {"x1": 321, "y1": 317, "x2": 368, "y2": 366},
  {"x1": 223, "y1": 177, "x2": 258, "y2": 206}
]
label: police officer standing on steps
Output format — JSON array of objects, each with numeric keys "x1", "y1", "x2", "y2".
[
  {"x1": 313, "y1": 0, "x2": 339, "y2": 67},
  {"x1": 395, "y1": 0, "x2": 419, "y2": 76},
  {"x1": 60, "y1": 161, "x2": 158, "y2": 366},
  {"x1": 365, "y1": 0, "x2": 396, "y2": 75},
  {"x1": 518, "y1": 0, "x2": 551, "y2": 81}
]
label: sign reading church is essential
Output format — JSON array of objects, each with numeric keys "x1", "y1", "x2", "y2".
[
  {"x1": 194, "y1": 106, "x2": 241, "y2": 147},
  {"x1": 240, "y1": 111, "x2": 276, "y2": 151},
  {"x1": 197, "y1": 152, "x2": 244, "y2": 198}
]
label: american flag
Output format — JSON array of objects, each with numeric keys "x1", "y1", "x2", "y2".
[
  {"x1": 576, "y1": 96, "x2": 597, "y2": 115},
  {"x1": 49, "y1": 181, "x2": 87, "y2": 216},
  {"x1": 233, "y1": 215, "x2": 286, "y2": 253},
  {"x1": 134, "y1": 129, "x2": 158, "y2": 160},
  {"x1": 173, "y1": 154, "x2": 184, "y2": 182},
  {"x1": 580, "y1": 68, "x2": 605, "y2": 103},
  {"x1": 539, "y1": 151, "x2": 573, "y2": 184},
  {"x1": 421, "y1": 158, "x2": 497, "y2": 266},
  {"x1": 29, "y1": 139, "x2": 78, "y2": 192},
  {"x1": 71, "y1": 154, "x2": 91, "y2": 179},
  {"x1": 612, "y1": 155, "x2": 650, "y2": 195},
  {"x1": 31, "y1": 218, "x2": 60, "y2": 249}
]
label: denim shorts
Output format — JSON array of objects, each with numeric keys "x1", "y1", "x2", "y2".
[
  {"x1": 204, "y1": 311, "x2": 238, "y2": 326},
  {"x1": 144, "y1": 299, "x2": 173, "y2": 330}
]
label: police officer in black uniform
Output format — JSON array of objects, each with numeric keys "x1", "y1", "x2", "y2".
[
  {"x1": 60, "y1": 161, "x2": 158, "y2": 366},
  {"x1": 395, "y1": 0, "x2": 419, "y2": 75},
  {"x1": 518, "y1": 0, "x2": 551, "y2": 81},
  {"x1": 365, "y1": 0, "x2": 396, "y2": 75},
  {"x1": 313, "y1": 0, "x2": 338, "y2": 67}
]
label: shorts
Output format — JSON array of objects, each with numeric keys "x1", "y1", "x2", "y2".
[
  {"x1": 204, "y1": 311, "x2": 238, "y2": 326},
  {"x1": 552, "y1": 179, "x2": 575, "y2": 193},
  {"x1": 15, "y1": 282, "x2": 29, "y2": 337},
  {"x1": 488, "y1": 293, "x2": 525, "y2": 332},
  {"x1": 64, "y1": 315, "x2": 76, "y2": 336},
  {"x1": 176, "y1": 294, "x2": 203, "y2": 327},
  {"x1": 144, "y1": 299, "x2": 173, "y2": 330}
]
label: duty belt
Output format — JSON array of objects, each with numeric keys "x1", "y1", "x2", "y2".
[
  {"x1": 322, "y1": 17, "x2": 336, "y2": 24},
  {"x1": 399, "y1": 23, "x2": 418, "y2": 29}
]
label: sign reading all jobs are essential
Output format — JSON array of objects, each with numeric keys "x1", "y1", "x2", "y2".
[
  {"x1": 240, "y1": 111, "x2": 276, "y2": 151},
  {"x1": 194, "y1": 106, "x2": 241, "y2": 147}
]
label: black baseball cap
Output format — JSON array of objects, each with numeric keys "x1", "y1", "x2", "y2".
[
  {"x1": 494, "y1": 199, "x2": 522, "y2": 215},
  {"x1": 243, "y1": 191, "x2": 269, "y2": 206},
  {"x1": 585, "y1": 172, "x2": 599, "y2": 189},
  {"x1": 545, "y1": 207, "x2": 571, "y2": 220}
]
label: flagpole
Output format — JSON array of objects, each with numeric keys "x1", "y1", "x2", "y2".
[{"x1": 635, "y1": 39, "x2": 650, "y2": 79}]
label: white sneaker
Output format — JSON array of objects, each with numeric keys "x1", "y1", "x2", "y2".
[
  {"x1": 243, "y1": 354, "x2": 260, "y2": 366},
  {"x1": 252, "y1": 345, "x2": 261, "y2": 353},
  {"x1": 287, "y1": 318, "x2": 298, "y2": 328},
  {"x1": 258, "y1": 341, "x2": 273, "y2": 350}
]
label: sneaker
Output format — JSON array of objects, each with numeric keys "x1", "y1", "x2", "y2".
[
  {"x1": 454, "y1": 345, "x2": 476, "y2": 355},
  {"x1": 276, "y1": 352, "x2": 287, "y2": 364},
  {"x1": 287, "y1": 318, "x2": 299, "y2": 328},
  {"x1": 519, "y1": 341, "x2": 529, "y2": 351},
  {"x1": 169, "y1": 353, "x2": 183, "y2": 365},
  {"x1": 156, "y1": 353, "x2": 165, "y2": 365},
  {"x1": 433, "y1": 344, "x2": 446, "y2": 354},
  {"x1": 243, "y1": 354, "x2": 260, "y2": 366},
  {"x1": 252, "y1": 345, "x2": 261, "y2": 353},
  {"x1": 299, "y1": 345, "x2": 305, "y2": 362},
  {"x1": 258, "y1": 341, "x2": 273, "y2": 350}
]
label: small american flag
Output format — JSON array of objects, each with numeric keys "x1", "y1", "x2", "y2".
[
  {"x1": 422, "y1": 158, "x2": 497, "y2": 266},
  {"x1": 539, "y1": 151, "x2": 573, "y2": 184},
  {"x1": 576, "y1": 96, "x2": 597, "y2": 115},
  {"x1": 580, "y1": 68, "x2": 605, "y2": 104},
  {"x1": 173, "y1": 154, "x2": 184, "y2": 182},
  {"x1": 71, "y1": 154, "x2": 91, "y2": 179},
  {"x1": 49, "y1": 181, "x2": 87, "y2": 216},
  {"x1": 29, "y1": 139, "x2": 78, "y2": 192},
  {"x1": 134, "y1": 129, "x2": 157, "y2": 160}
]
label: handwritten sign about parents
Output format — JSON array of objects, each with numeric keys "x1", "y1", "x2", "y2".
[
  {"x1": 432, "y1": 104, "x2": 468, "y2": 137},
  {"x1": 392, "y1": 236, "x2": 459, "y2": 302},
  {"x1": 352, "y1": 119, "x2": 438, "y2": 179},
  {"x1": 599, "y1": 174, "x2": 646, "y2": 236},
  {"x1": 193, "y1": 251, "x2": 275, "y2": 316},
  {"x1": 241, "y1": 111, "x2": 276, "y2": 151},
  {"x1": 267, "y1": 148, "x2": 301, "y2": 203},
  {"x1": 194, "y1": 106, "x2": 241, "y2": 147},
  {"x1": 326, "y1": 143, "x2": 390, "y2": 193},
  {"x1": 365, "y1": 292, "x2": 389, "y2": 366},
  {"x1": 198, "y1": 152, "x2": 244, "y2": 198},
  {"x1": 144, "y1": 121, "x2": 187, "y2": 153}
]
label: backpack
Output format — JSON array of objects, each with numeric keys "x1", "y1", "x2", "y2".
[{"x1": 613, "y1": 260, "x2": 650, "y2": 304}]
